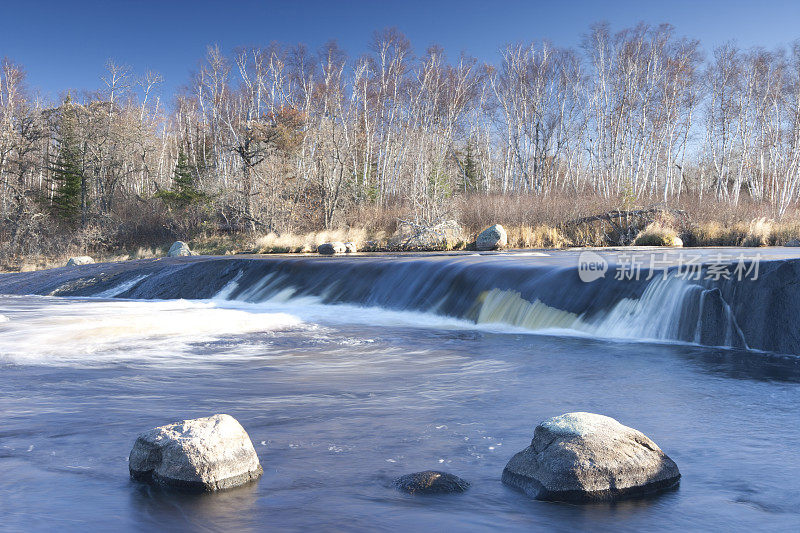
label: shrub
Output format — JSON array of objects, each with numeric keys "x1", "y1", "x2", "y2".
[{"x1": 634, "y1": 222, "x2": 682, "y2": 247}]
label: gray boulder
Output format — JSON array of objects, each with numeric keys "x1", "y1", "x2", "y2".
[
  {"x1": 66, "y1": 256, "x2": 95, "y2": 267},
  {"x1": 168, "y1": 241, "x2": 193, "y2": 257},
  {"x1": 318, "y1": 242, "x2": 347, "y2": 255},
  {"x1": 502, "y1": 412, "x2": 680, "y2": 502},
  {"x1": 129, "y1": 414, "x2": 263, "y2": 491},
  {"x1": 476, "y1": 224, "x2": 508, "y2": 251},
  {"x1": 344, "y1": 242, "x2": 358, "y2": 253},
  {"x1": 786, "y1": 239, "x2": 800, "y2": 247},
  {"x1": 394, "y1": 471, "x2": 470, "y2": 494},
  {"x1": 389, "y1": 220, "x2": 464, "y2": 251}
]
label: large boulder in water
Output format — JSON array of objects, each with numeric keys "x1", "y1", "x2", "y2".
[
  {"x1": 318, "y1": 242, "x2": 346, "y2": 255},
  {"x1": 502, "y1": 412, "x2": 680, "y2": 502},
  {"x1": 129, "y1": 414, "x2": 263, "y2": 491},
  {"x1": 476, "y1": 224, "x2": 508, "y2": 251},
  {"x1": 66, "y1": 256, "x2": 94, "y2": 267},
  {"x1": 168, "y1": 241, "x2": 193, "y2": 257},
  {"x1": 394, "y1": 470, "x2": 470, "y2": 494}
]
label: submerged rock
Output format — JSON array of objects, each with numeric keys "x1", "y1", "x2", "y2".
[
  {"x1": 129, "y1": 414, "x2": 263, "y2": 491},
  {"x1": 66, "y1": 256, "x2": 94, "y2": 267},
  {"x1": 502, "y1": 412, "x2": 680, "y2": 502},
  {"x1": 318, "y1": 242, "x2": 346, "y2": 255},
  {"x1": 476, "y1": 224, "x2": 508, "y2": 251},
  {"x1": 394, "y1": 471, "x2": 470, "y2": 494},
  {"x1": 168, "y1": 241, "x2": 193, "y2": 257}
]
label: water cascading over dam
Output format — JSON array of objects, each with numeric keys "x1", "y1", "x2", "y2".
[{"x1": 0, "y1": 251, "x2": 797, "y2": 354}]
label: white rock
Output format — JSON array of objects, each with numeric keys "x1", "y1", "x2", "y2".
[
  {"x1": 502, "y1": 412, "x2": 680, "y2": 502},
  {"x1": 476, "y1": 224, "x2": 508, "y2": 251},
  {"x1": 388, "y1": 220, "x2": 464, "y2": 251},
  {"x1": 66, "y1": 256, "x2": 94, "y2": 267},
  {"x1": 168, "y1": 241, "x2": 193, "y2": 257},
  {"x1": 344, "y1": 242, "x2": 358, "y2": 253},
  {"x1": 129, "y1": 414, "x2": 263, "y2": 491}
]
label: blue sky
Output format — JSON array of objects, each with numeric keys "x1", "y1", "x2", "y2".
[{"x1": 3, "y1": 0, "x2": 800, "y2": 102}]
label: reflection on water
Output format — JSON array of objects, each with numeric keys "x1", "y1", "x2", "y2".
[
  {"x1": 0, "y1": 295, "x2": 799, "y2": 531},
  {"x1": 129, "y1": 481, "x2": 261, "y2": 531}
]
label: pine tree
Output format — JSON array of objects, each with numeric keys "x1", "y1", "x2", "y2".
[
  {"x1": 51, "y1": 96, "x2": 83, "y2": 225},
  {"x1": 157, "y1": 148, "x2": 208, "y2": 209},
  {"x1": 461, "y1": 140, "x2": 479, "y2": 192}
]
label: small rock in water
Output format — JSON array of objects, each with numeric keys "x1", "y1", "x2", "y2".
[
  {"x1": 66, "y1": 256, "x2": 94, "y2": 267},
  {"x1": 394, "y1": 470, "x2": 470, "y2": 494},
  {"x1": 318, "y1": 242, "x2": 346, "y2": 255},
  {"x1": 129, "y1": 414, "x2": 263, "y2": 491},
  {"x1": 168, "y1": 241, "x2": 193, "y2": 257},
  {"x1": 502, "y1": 412, "x2": 680, "y2": 502},
  {"x1": 476, "y1": 224, "x2": 507, "y2": 251}
]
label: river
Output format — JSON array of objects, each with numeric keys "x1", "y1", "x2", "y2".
[{"x1": 1, "y1": 250, "x2": 798, "y2": 531}]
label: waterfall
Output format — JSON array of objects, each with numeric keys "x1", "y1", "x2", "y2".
[
  {"x1": 0, "y1": 254, "x2": 791, "y2": 354},
  {"x1": 471, "y1": 276, "x2": 748, "y2": 347}
]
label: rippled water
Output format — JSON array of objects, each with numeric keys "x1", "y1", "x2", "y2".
[{"x1": 1, "y1": 293, "x2": 799, "y2": 532}]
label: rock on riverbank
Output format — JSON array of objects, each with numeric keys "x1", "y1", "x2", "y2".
[
  {"x1": 502, "y1": 412, "x2": 680, "y2": 502},
  {"x1": 168, "y1": 241, "x2": 194, "y2": 257},
  {"x1": 388, "y1": 220, "x2": 464, "y2": 251},
  {"x1": 66, "y1": 256, "x2": 94, "y2": 267},
  {"x1": 129, "y1": 414, "x2": 263, "y2": 491},
  {"x1": 318, "y1": 242, "x2": 347, "y2": 254},
  {"x1": 476, "y1": 224, "x2": 507, "y2": 250}
]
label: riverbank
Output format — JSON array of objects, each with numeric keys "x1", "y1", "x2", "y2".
[{"x1": 4, "y1": 217, "x2": 800, "y2": 273}]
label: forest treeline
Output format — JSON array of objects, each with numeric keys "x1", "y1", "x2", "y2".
[{"x1": 3, "y1": 22, "x2": 800, "y2": 259}]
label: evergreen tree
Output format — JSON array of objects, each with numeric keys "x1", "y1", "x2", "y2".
[
  {"x1": 461, "y1": 140, "x2": 479, "y2": 192},
  {"x1": 50, "y1": 96, "x2": 83, "y2": 225},
  {"x1": 156, "y1": 148, "x2": 208, "y2": 209}
]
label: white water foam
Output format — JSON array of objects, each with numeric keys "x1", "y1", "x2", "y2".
[
  {"x1": 0, "y1": 297, "x2": 303, "y2": 366},
  {"x1": 207, "y1": 271, "x2": 728, "y2": 347},
  {"x1": 212, "y1": 271, "x2": 243, "y2": 301},
  {"x1": 93, "y1": 274, "x2": 150, "y2": 298},
  {"x1": 473, "y1": 275, "x2": 741, "y2": 345},
  {"x1": 0, "y1": 267, "x2": 742, "y2": 368},
  {"x1": 474, "y1": 276, "x2": 686, "y2": 339}
]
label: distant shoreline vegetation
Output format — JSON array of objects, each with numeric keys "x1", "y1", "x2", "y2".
[{"x1": 3, "y1": 23, "x2": 800, "y2": 270}]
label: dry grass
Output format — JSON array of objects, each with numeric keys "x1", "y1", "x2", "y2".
[
  {"x1": 252, "y1": 228, "x2": 386, "y2": 253},
  {"x1": 742, "y1": 218, "x2": 772, "y2": 247},
  {"x1": 505, "y1": 225, "x2": 571, "y2": 248},
  {"x1": 685, "y1": 218, "x2": 800, "y2": 246},
  {"x1": 634, "y1": 222, "x2": 682, "y2": 246},
  {"x1": 768, "y1": 221, "x2": 800, "y2": 245}
]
